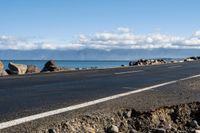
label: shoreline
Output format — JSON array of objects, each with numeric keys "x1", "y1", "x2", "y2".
[
  {"x1": 0, "y1": 58, "x2": 198, "y2": 79},
  {"x1": 1, "y1": 56, "x2": 199, "y2": 77}
]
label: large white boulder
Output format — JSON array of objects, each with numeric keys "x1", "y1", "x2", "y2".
[{"x1": 8, "y1": 62, "x2": 28, "y2": 75}]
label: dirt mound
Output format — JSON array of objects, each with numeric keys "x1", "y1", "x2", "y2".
[{"x1": 43, "y1": 102, "x2": 200, "y2": 133}]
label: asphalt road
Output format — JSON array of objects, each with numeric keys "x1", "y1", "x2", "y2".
[{"x1": 0, "y1": 61, "x2": 200, "y2": 123}]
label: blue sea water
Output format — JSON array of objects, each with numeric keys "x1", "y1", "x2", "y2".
[{"x1": 2, "y1": 60, "x2": 129, "y2": 69}]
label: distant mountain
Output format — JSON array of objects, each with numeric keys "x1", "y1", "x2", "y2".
[{"x1": 0, "y1": 48, "x2": 199, "y2": 60}]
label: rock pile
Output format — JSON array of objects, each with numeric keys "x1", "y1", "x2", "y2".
[
  {"x1": 6, "y1": 62, "x2": 40, "y2": 75},
  {"x1": 129, "y1": 59, "x2": 166, "y2": 66},
  {"x1": 0, "y1": 60, "x2": 76, "y2": 77},
  {"x1": 184, "y1": 56, "x2": 200, "y2": 62}
]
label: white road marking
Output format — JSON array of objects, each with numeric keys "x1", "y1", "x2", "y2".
[
  {"x1": 114, "y1": 70, "x2": 143, "y2": 75},
  {"x1": 1, "y1": 74, "x2": 200, "y2": 130},
  {"x1": 179, "y1": 74, "x2": 200, "y2": 81},
  {"x1": 168, "y1": 65, "x2": 182, "y2": 69}
]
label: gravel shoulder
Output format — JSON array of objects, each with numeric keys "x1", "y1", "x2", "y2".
[{"x1": 2, "y1": 77, "x2": 200, "y2": 133}]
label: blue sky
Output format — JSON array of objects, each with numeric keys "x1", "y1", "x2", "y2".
[
  {"x1": 0, "y1": 0, "x2": 200, "y2": 60},
  {"x1": 0, "y1": 0, "x2": 200, "y2": 39}
]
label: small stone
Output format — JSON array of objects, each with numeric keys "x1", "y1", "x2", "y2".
[
  {"x1": 85, "y1": 127, "x2": 95, "y2": 133},
  {"x1": 124, "y1": 110, "x2": 132, "y2": 118},
  {"x1": 107, "y1": 125, "x2": 119, "y2": 133},
  {"x1": 48, "y1": 129, "x2": 56, "y2": 133},
  {"x1": 130, "y1": 129, "x2": 138, "y2": 133},
  {"x1": 171, "y1": 127, "x2": 177, "y2": 132},
  {"x1": 191, "y1": 120, "x2": 199, "y2": 128},
  {"x1": 195, "y1": 130, "x2": 200, "y2": 133},
  {"x1": 152, "y1": 128, "x2": 166, "y2": 133}
]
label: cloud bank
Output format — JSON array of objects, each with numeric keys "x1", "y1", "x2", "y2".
[{"x1": 1, "y1": 28, "x2": 200, "y2": 50}]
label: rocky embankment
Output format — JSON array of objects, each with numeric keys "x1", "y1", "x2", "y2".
[
  {"x1": 129, "y1": 59, "x2": 166, "y2": 66},
  {"x1": 0, "y1": 60, "x2": 75, "y2": 76},
  {"x1": 1, "y1": 56, "x2": 200, "y2": 77},
  {"x1": 128, "y1": 56, "x2": 200, "y2": 67},
  {"x1": 40, "y1": 102, "x2": 200, "y2": 133}
]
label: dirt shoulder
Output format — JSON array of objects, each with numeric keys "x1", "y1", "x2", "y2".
[{"x1": 2, "y1": 77, "x2": 200, "y2": 133}]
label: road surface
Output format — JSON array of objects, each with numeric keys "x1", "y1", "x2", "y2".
[{"x1": 0, "y1": 61, "x2": 200, "y2": 125}]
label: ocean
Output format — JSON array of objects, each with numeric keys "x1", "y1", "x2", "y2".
[{"x1": 2, "y1": 60, "x2": 129, "y2": 69}]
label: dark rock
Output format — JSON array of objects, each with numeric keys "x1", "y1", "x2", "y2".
[
  {"x1": 184, "y1": 56, "x2": 200, "y2": 62},
  {"x1": 190, "y1": 120, "x2": 199, "y2": 128},
  {"x1": 5, "y1": 69, "x2": 12, "y2": 75},
  {"x1": 48, "y1": 129, "x2": 56, "y2": 133},
  {"x1": 129, "y1": 129, "x2": 138, "y2": 133},
  {"x1": 129, "y1": 59, "x2": 166, "y2": 66},
  {"x1": 123, "y1": 110, "x2": 132, "y2": 118},
  {"x1": 129, "y1": 61, "x2": 132, "y2": 66},
  {"x1": 152, "y1": 128, "x2": 166, "y2": 133},
  {"x1": 26, "y1": 65, "x2": 40, "y2": 74},
  {"x1": 8, "y1": 62, "x2": 28, "y2": 75},
  {"x1": 41, "y1": 60, "x2": 60, "y2": 72}
]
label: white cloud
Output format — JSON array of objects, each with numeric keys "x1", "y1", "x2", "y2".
[
  {"x1": 0, "y1": 27, "x2": 200, "y2": 50},
  {"x1": 117, "y1": 27, "x2": 130, "y2": 33},
  {"x1": 195, "y1": 31, "x2": 200, "y2": 37}
]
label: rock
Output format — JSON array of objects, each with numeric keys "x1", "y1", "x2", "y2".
[
  {"x1": 171, "y1": 60, "x2": 178, "y2": 63},
  {"x1": 5, "y1": 69, "x2": 12, "y2": 75},
  {"x1": 107, "y1": 125, "x2": 119, "y2": 133},
  {"x1": 184, "y1": 56, "x2": 200, "y2": 62},
  {"x1": 48, "y1": 129, "x2": 56, "y2": 133},
  {"x1": 0, "y1": 70, "x2": 8, "y2": 76},
  {"x1": 84, "y1": 127, "x2": 95, "y2": 133},
  {"x1": 26, "y1": 65, "x2": 40, "y2": 74},
  {"x1": 129, "y1": 61, "x2": 132, "y2": 66},
  {"x1": 190, "y1": 120, "x2": 199, "y2": 128},
  {"x1": 195, "y1": 130, "x2": 200, "y2": 133},
  {"x1": 41, "y1": 60, "x2": 60, "y2": 72},
  {"x1": 152, "y1": 128, "x2": 166, "y2": 133},
  {"x1": 130, "y1": 129, "x2": 138, "y2": 133},
  {"x1": 0, "y1": 60, "x2": 4, "y2": 71},
  {"x1": 123, "y1": 110, "x2": 132, "y2": 118},
  {"x1": 8, "y1": 62, "x2": 28, "y2": 75},
  {"x1": 0, "y1": 61, "x2": 7, "y2": 76},
  {"x1": 184, "y1": 58, "x2": 195, "y2": 62},
  {"x1": 129, "y1": 59, "x2": 166, "y2": 66}
]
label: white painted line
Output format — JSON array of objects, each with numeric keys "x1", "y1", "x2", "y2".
[
  {"x1": 1, "y1": 74, "x2": 200, "y2": 130},
  {"x1": 179, "y1": 74, "x2": 200, "y2": 81},
  {"x1": 114, "y1": 70, "x2": 143, "y2": 75},
  {"x1": 168, "y1": 65, "x2": 182, "y2": 69}
]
